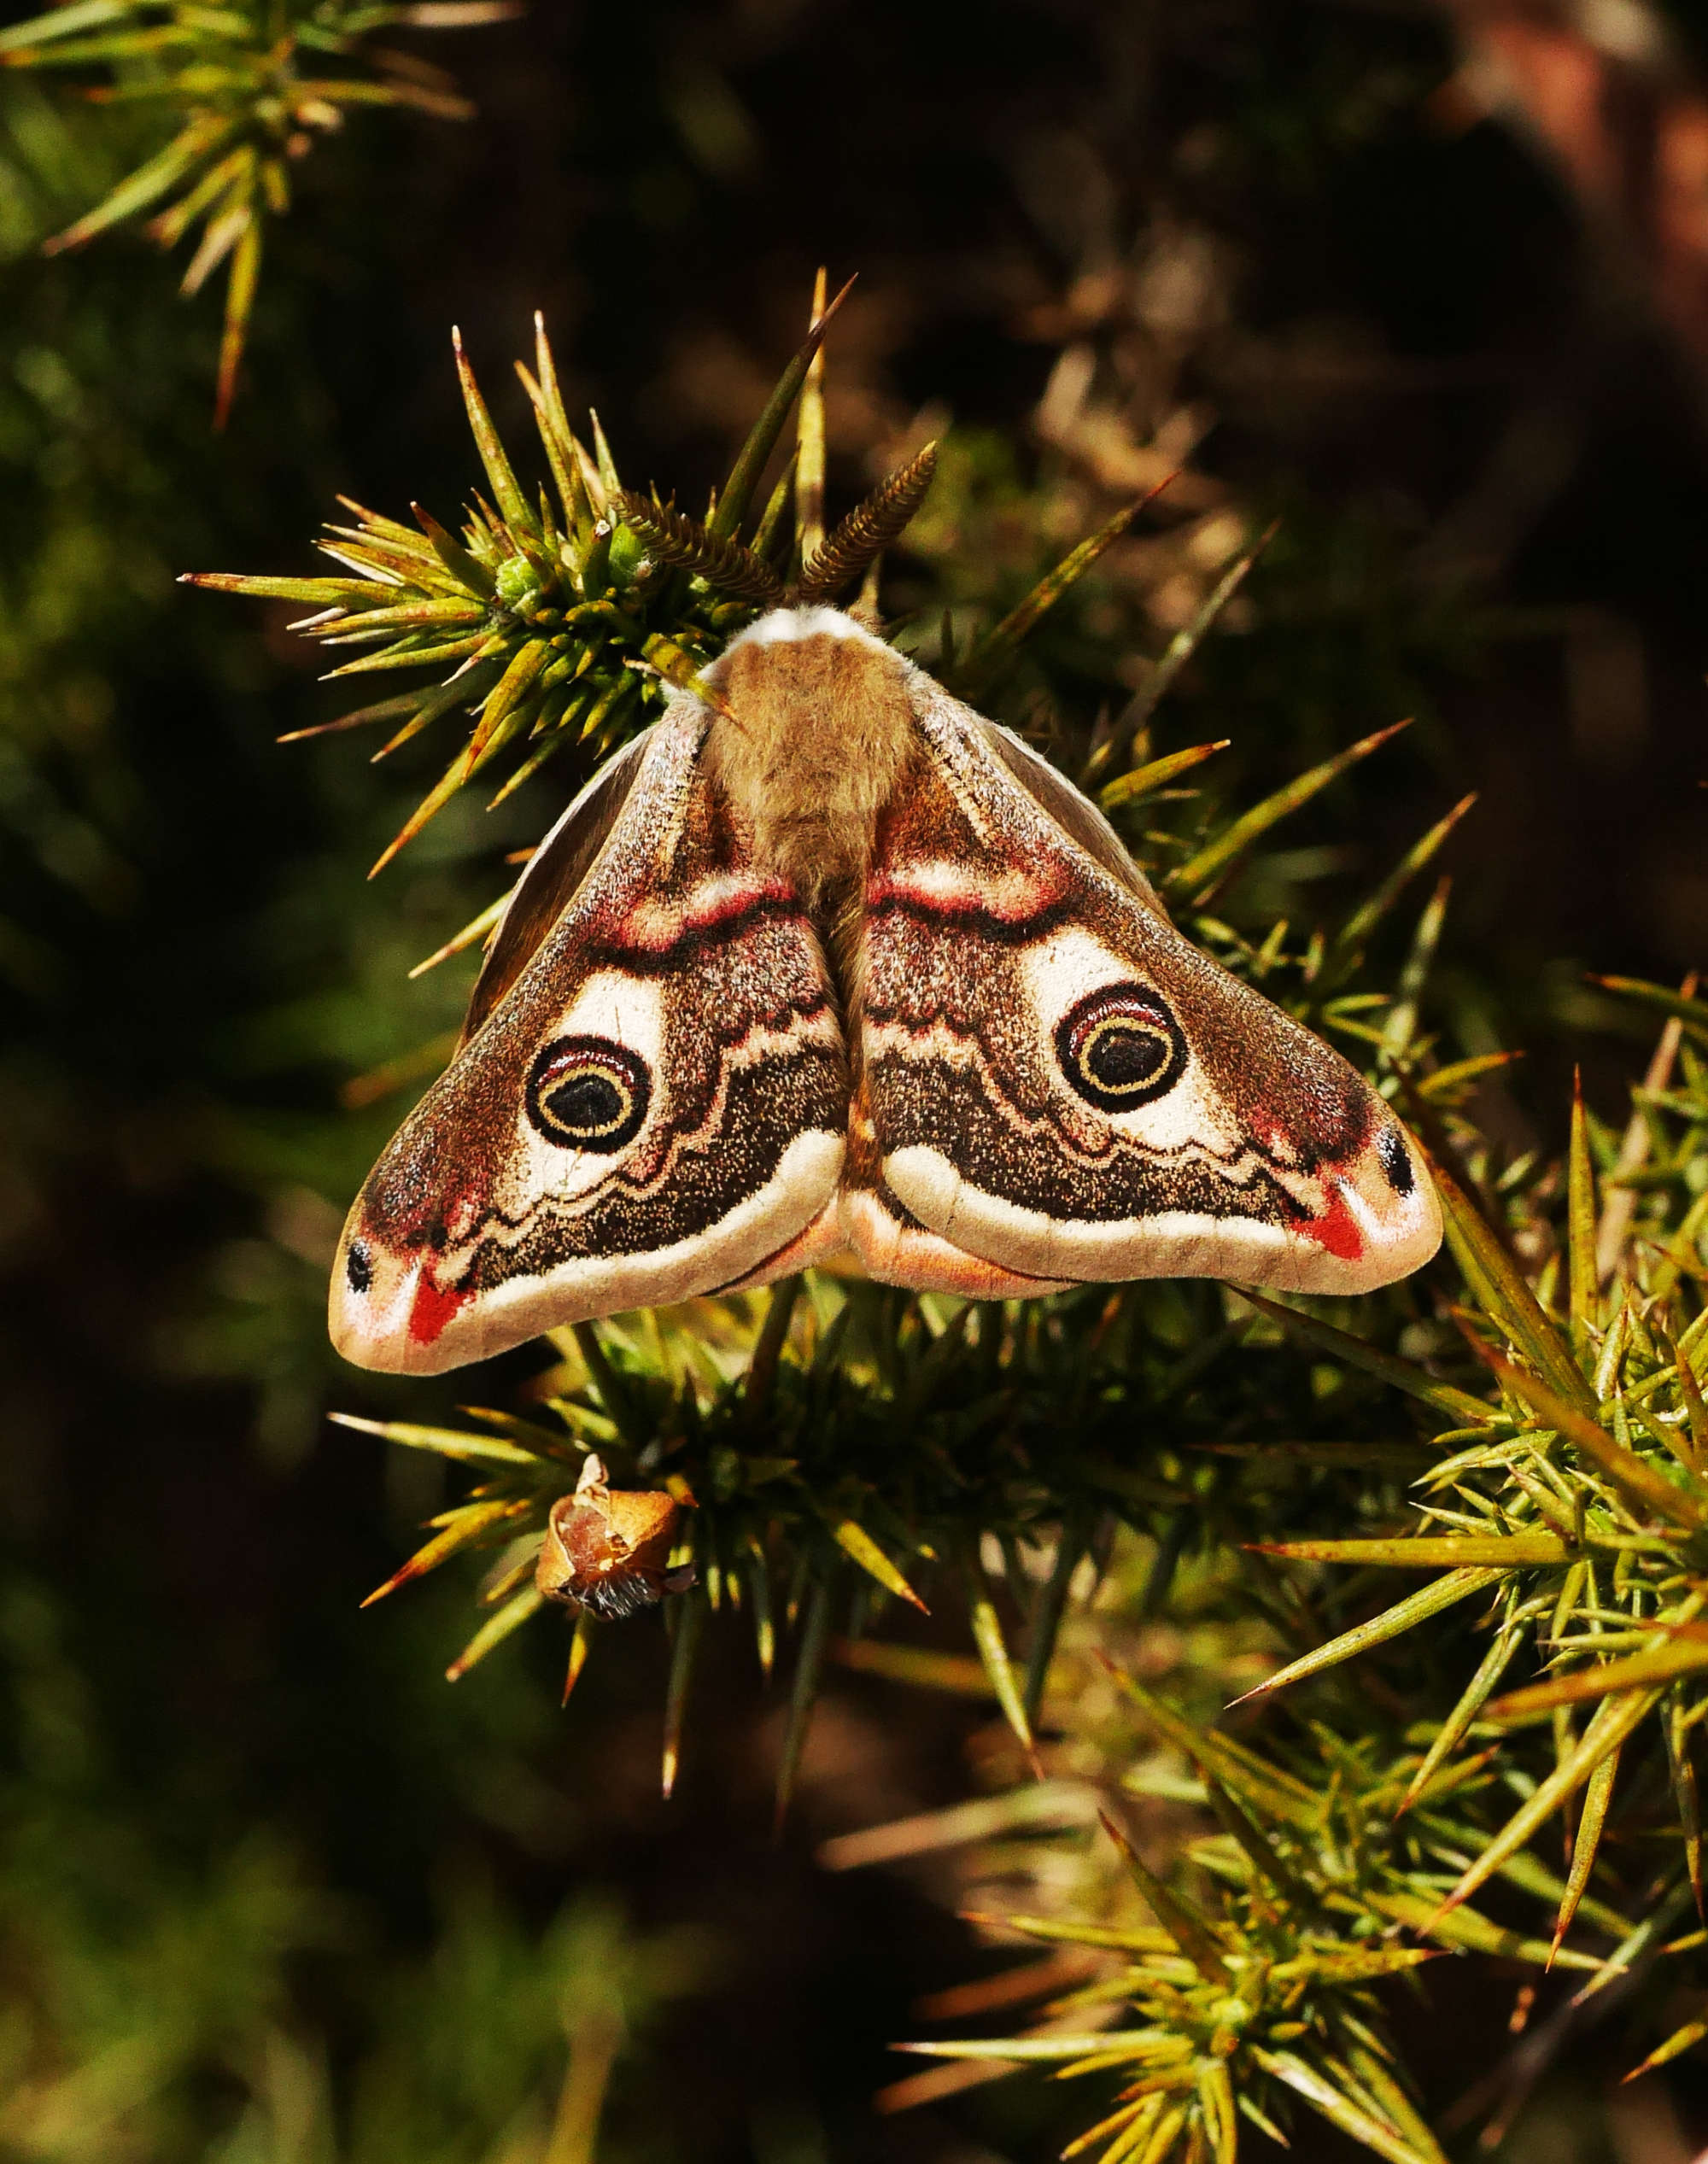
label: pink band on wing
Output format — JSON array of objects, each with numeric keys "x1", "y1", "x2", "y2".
[{"x1": 866, "y1": 862, "x2": 1064, "y2": 923}]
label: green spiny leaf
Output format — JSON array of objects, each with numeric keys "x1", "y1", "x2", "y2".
[
  {"x1": 774, "y1": 1573, "x2": 834, "y2": 1828},
  {"x1": 1252, "y1": 1535, "x2": 1567, "y2": 1567},
  {"x1": 1234, "y1": 1567, "x2": 1506, "y2": 1704},
  {"x1": 0, "y1": 0, "x2": 132, "y2": 53},
  {"x1": 1551, "y1": 1740, "x2": 1620, "y2": 1962},
  {"x1": 452, "y1": 327, "x2": 532, "y2": 534},
  {"x1": 709, "y1": 276, "x2": 853, "y2": 541},
  {"x1": 1166, "y1": 719, "x2": 1409, "y2": 901},
  {"x1": 1097, "y1": 1662, "x2": 1319, "y2": 1827},
  {"x1": 955, "y1": 490, "x2": 1155, "y2": 706},
  {"x1": 1249, "y1": 2050, "x2": 1436, "y2": 2164},
  {"x1": 328, "y1": 1413, "x2": 543, "y2": 1467},
  {"x1": 1398, "y1": 1617, "x2": 1524, "y2": 1812},
  {"x1": 1569, "y1": 1073, "x2": 1600, "y2": 1366},
  {"x1": 1429, "y1": 1684, "x2": 1664, "y2": 1925},
  {"x1": 1234, "y1": 1290, "x2": 1493, "y2": 1425},
  {"x1": 1378, "y1": 874, "x2": 1448, "y2": 1066},
  {"x1": 44, "y1": 112, "x2": 235, "y2": 249},
  {"x1": 445, "y1": 1583, "x2": 545, "y2": 1683},
  {"x1": 1325, "y1": 796, "x2": 1471, "y2": 982},
  {"x1": 831, "y1": 1519, "x2": 927, "y2": 1613},
  {"x1": 1487, "y1": 1635, "x2": 1708, "y2": 1719},
  {"x1": 1096, "y1": 1807, "x2": 1223, "y2": 1981},
  {"x1": 660, "y1": 1591, "x2": 704, "y2": 1800},
  {"x1": 1097, "y1": 740, "x2": 1229, "y2": 814},
  {"x1": 1667, "y1": 1689, "x2": 1706, "y2": 1921},
  {"x1": 359, "y1": 1498, "x2": 535, "y2": 1607},
  {"x1": 1431, "y1": 1153, "x2": 1592, "y2": 1412},
  {"x1": 965, "y1": 1542, "x2": 1038, "y2": 1766},
  {"x1": 558, "y1": 1609, "x2": 594, "y2": 1704},
  {"x1": 1592, "y1": 975, "x2": 1708, "y2": 1047},
  {"x1": 1622, "y1": 2011, "x2": 1708, "y2": 2086},
  {"x1": 1022, "y1": 1511, "x2": 1088, "y2": 1729},
  {"x1": 1083, "y1": 518, "x2": 1275, "y2": 789}
]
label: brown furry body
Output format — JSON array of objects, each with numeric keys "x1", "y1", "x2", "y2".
[{"x1": 706, "y1": 620, "x2": 916, "y2": 896}]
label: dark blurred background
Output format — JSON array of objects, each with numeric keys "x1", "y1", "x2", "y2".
[{"x1": 4, "y1": 3, "x2": 1708, "y2": 2159}]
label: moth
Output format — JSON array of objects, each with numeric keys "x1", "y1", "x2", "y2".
[{"x1": 330, "y1": 469, "x2": 1442, "y2": 1376}]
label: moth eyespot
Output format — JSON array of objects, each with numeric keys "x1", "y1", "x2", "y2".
[
  {"x1": 1055, "y1": 985, "x2": 1187, "y2": 1112},
  {"x1": 1377, "y1": 1126, "x2": 1415, "y2": 1196},
  {"x1": 526, "y1": 1036, "x2": 651, "y2": 1153},
  {"x1": 345, "y1": 1240, "x2": 372, "y2": 1295}
]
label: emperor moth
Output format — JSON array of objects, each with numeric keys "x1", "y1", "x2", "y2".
[
  {"x1": 326, "y1": 447, "x2": 1446, "y2": 1376},
  {"x1": 330, "y1": 565, "x2": 1440, "y2": 1374}
]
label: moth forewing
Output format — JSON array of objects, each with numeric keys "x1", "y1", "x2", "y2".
[
  {"x1": 330, "y1": 675, "x2": 851, "y2": 1375},
  {"x1": 859, "y1": 659, "x2": 1442, "y2": 1295},
  {"x1": 461, "y1": 728, "x2": 655, "y2": 1047}
]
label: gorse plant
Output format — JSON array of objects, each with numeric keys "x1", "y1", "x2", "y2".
[
  {"x1": 186, "y1": 284, "x2": 1460, "y2": 1769},
  {"x1": 14, "y1": 6, "x2": 1708, "y2": 2158},
  {"x1": 181, "y1": 278, "x2": 1708, "y2": 2156},
  {"x1": 837, "y1": 1021, "x2": 1708, "y2": 2161}
]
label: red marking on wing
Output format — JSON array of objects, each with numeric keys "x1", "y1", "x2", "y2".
[
  {"x1": 408, "y1": 1271, "x2": 474, "y2": 1345},
  {"x1": 614, "y1": 879, "x2": 799, "y2": 954},
  {"x1": 1301, "y1": 1185, "x2": 1365, "y2": 1262},
  {"x1": 866, "y1": 865, "x2": 1066, "y2": 923}
]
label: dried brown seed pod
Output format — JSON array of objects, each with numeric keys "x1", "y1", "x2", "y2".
[{"x1": 535, "y1": 1454, "x2": 694, "y2": 1620}]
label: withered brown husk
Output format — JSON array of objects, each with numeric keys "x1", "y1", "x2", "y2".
[{"x1": 535, "y1": 1454, "x2": 694, "y2": 1621}]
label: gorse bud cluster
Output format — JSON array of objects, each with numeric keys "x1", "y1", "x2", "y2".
[{"x1": 189, "y1": 306, "x2": 853, "y2": 899}]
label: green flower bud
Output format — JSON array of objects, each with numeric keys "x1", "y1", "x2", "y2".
[
  {"x1": 494, "y1": 555, "x2": 545, "y2": 612},
  {"x1": 607, "y1": 521, "x2": 650, "y2": 588}
]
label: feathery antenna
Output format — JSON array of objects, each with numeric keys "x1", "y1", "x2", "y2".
[
  {"x1": 613, "y1": 493, "x2": 787, "y2": 605},
  {"x1": 794, "y1": 442, "x2": 938, "y2": 603},
  {"x1": 615, "y1": 442, "x2": 938, "y2": 611}
]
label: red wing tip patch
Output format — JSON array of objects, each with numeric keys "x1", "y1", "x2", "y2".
[
  {"x1": 407, "y1": 1270, "x2": 475, "y2": 1345},
  {"x1": 1300, "y1": 1184, "x2": 1365, "y2": 1262}
]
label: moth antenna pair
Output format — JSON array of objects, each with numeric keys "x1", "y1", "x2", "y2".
[{"x1": 615, "y1": 441, "x2": 938, "y2": 613}]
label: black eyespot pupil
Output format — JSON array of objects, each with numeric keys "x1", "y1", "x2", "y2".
[
  {"x1": 546, "y1": 1072, "x2": 626, "y2": 1136},
  {"x1": 346, "y1": 1241, "x2": 372, "y2": 1295},
  {"x1": 1378, "y1": 1126, "x2": 1414, "y2": 1196},
  {"x1": 1085, "y1": 1023, "x2": 1167, "y2": 1091}
]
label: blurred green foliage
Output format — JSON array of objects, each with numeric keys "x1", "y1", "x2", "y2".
[
  {"x1": 0, "y1": 0, "x2": 514, "y2": 424},
  {"x1": 2, "y1": 1563, "x2": 711, "y2": 2164}
]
